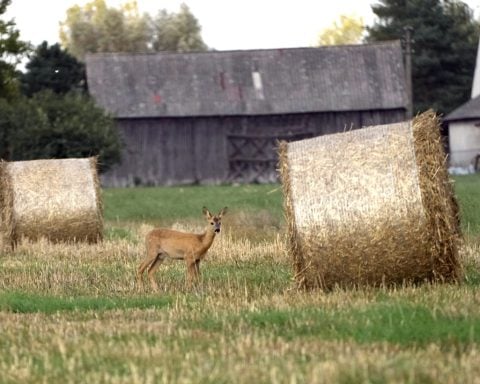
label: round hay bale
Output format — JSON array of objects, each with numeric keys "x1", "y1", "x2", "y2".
[
  {"x1": 0, "y1": 160, "x2": 14, "y2": 249},
  {"x1": 278, "y1": 110, "x2": 461, "y2": 290},
  {"x1": 0, "y1": 157, "x2": 103, "y2": 248}
]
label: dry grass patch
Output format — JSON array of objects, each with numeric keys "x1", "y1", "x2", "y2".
[
  {"x1": 1, "y1": 303, "x2": 480, "y2": 383},
  {"x1": 0, "y1": 222, "x2": 479, "y2": 383},
  {"x1": 0, "y1": 224, "x2": 288, "y2": 296}
]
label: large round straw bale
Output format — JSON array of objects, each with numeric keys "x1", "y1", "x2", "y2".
[
  {"x1": 278, "y1": 111, "x2": 461, "y2": 290},
  {"x1": 0, "y1": 157, "x2": 103, "y2": 248}
]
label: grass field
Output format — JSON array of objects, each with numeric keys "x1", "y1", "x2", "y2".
[{"x1": 0, "y1": 175, "x2": 479, "y2": 383}]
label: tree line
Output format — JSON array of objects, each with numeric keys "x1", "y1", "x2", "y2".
[
  {"x1": 0, "y1": 0, "x2": 207, "y2": 171},
  {"x1": 0, "y1": 0, "x2": 478, "y2": 171}
]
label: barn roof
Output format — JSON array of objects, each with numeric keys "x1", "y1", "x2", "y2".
[
  {"x1": 86, "y1": 41, "x2": 408, "y2": 118},
  {"x1": 444, "y1": 95, "x2": 480, "y2": 122}
]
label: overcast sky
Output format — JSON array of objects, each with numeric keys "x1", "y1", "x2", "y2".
[{"x1": 6, "y1": 0, "x2": 480, "y2": 51}]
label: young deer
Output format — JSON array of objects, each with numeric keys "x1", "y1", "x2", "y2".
[{"x1": 136, "y1": 206, "x2": 227, "y2": 291}]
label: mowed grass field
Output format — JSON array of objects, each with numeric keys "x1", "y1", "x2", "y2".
[{"x1": 0, "y1": 176, "x2": 480, "y2": 383}]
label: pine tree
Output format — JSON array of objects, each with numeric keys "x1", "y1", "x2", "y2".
[
  {"x1": 367, "y1": 0, "x2": 480, "y2": 115},
  {"x1": 0, "y1": 0, "x2": 29, "y2": 100},
  {"x1": 21, "y1": 42, "x2": 86, "y2": 97}
]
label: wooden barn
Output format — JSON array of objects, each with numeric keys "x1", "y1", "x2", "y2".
[{"x1": 86, "y1": 40, "x2": 409, "y2": 186}]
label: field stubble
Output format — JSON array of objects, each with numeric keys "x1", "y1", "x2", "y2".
[{"x1": 0, "y1": 218, "x2": 480, "y2": 383}]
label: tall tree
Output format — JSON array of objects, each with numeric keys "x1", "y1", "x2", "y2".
[
  {"x1": 60, "y1": 0, "x2": 207, "y2": 60},
  {"x1": 150, "y1": 4, "x2": 208, "y2": 52},
  {"x1": 21, "y1": 41, "x2": 86, "y2": 97},
  {"x1": 0, "y1": 0, "x2": 29, "y2": 100},
  {"x1": 317, "y1": 14, "x2": 365, "y2": 46},
  {"x1": 366, "y1": 0, "x2": 480, "y2": 115},
  {"x1": 60, "y1": 0, "x2": 150, "y2": 60}
]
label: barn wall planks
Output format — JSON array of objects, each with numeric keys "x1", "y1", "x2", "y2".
[{"x1": 101, "y1": 109, "x2": 406, "y2": 187}]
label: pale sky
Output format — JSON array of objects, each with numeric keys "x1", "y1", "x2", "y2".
[{"x1": 5, "y1": 0, "x2": 480, "y2": 51}]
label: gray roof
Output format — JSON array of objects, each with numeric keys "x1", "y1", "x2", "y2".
[
  {"x1": 86, "y1": 41, "x2": 408, "y2": 118},
  {"x1": 444, "y1": 95, "x2": 480, "y2": 121}
]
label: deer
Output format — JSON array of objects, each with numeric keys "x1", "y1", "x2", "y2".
[{"x1": 136, "y1": 206, "x2": 227, "y2": 292}]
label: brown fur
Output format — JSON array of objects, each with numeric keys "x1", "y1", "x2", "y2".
[{"x1": 136, "y1": 206, "x2": 227, "y2": 291}]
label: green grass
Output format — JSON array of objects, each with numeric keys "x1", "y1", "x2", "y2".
[
  {"x1": 103, "y1": 226, "x2": 138, "y2": 242},
  {"x1": 103, "y1": 175, "x2": 480, "y2": 235},
  {"x1": 1, "y1": 289, "x2": 478, "y2": 347},
  {"x1": 0, "y1": 291, "x2": 173, "y2": 314},
  {"x1": 237, "y1": 302, "x2": 480, "y2": 347},
  {"x1": 453, "y1": 174, "x2": 480, "y2": 236},
  {"x1": 103, "y1": 184, "x2": 284, "y2": 224}
]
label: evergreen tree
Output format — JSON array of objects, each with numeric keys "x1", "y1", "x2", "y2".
[
  {"x1": 21, "y1": 41, "x2": 86, "y2": 97},
  {"x1": 0, "y1": 0, "x2": 29, "y2": 100},
  {"x1": 367, "y1": 0, "x2": 480, "y2": 115}
]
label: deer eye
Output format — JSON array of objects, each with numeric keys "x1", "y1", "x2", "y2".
[{"x1": 211, "y1": 222, "x2": 214, "y2": 225}]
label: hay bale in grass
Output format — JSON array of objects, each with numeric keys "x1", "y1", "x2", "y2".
[
  {"x1": 0, "y1": 157, "x2": 103, "y2": 249},
  {"x1": 278, "y1": 111, "x2": 461, "y2": 290}
]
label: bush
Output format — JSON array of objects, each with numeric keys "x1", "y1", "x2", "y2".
[{"x1": 0, "y1": 91, "x2": 122, "y2": 172}]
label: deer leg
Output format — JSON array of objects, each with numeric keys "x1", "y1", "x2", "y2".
[
  {"x1": 137, "y1": 247, "x2": 161, "y2": 289},
  {"x1": 147, "y1": 253, "x2": 166, "y2": 292},
  {"x1": 185, "y1": 258, "x2": 198, "y2": 287},
  {"x1": 194, "y1": 259, "x2": 201, "y2": 280}
]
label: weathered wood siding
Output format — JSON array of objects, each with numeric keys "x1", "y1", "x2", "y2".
[{"x1": 101, "y1": 109, "x2": 406, "y2": 187}]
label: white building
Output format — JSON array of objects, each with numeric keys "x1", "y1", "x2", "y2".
[
  {"x1": 444, "y1": 39, "x2": 480, "y2": 170},
  {"x1": 444, "y1": 96, "x2": 480, "y2": 169}
]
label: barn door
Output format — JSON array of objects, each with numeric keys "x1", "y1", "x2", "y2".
[{"x1": 227, "y1": 132, "x2": 313, "y2": 183}]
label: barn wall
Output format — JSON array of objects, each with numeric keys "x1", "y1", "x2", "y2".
[
  {"x1": 101, "y1": 109, "x2": 406, "y2": 187},
  {"x1": 101, "y1": 118, "x2": 229, "y2": 187}
]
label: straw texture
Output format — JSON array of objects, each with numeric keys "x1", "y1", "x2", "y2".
[
  {"x1": 0, "y1": 157, "x2": 103, "y2": 249},
  {"x1": 278, "y1": 111, "x2": 461, "y2": 290},
  {"x1": 0, "y1": 160, "x2": 14, "y2": 249}
]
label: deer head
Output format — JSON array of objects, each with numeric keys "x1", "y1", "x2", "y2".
[{"x1": 203, "y1": 206, "x2": 227, "y2": 233}]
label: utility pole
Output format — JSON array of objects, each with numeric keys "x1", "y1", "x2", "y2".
[{"x1": 404, "y1": 26, "x2": 413, "y2": 120}]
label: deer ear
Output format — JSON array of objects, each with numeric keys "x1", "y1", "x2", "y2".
[
  {"x1": 202, "y1": 206, "x2": 212, "y2": 218},
  {"x1": 219, "y1": 207, "x2": 228, "y2": 217}
]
